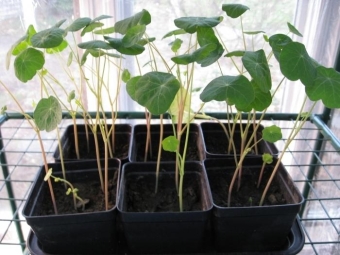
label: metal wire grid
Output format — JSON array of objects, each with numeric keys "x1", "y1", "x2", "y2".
[{"x1": 0, "y1": 115, "x2": 340, "y2": 255}]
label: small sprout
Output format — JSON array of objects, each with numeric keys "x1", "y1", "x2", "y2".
[
  {"x1": 54, "y1": 177, "x2": 61, "y2": 182},
  {"x1": 162, "y1": 135, "x2": 179, "y2": 152},
  {"x1": 262, "y1": 153, "x2": 273, "y2": 164},
  {"x1": 1, "y1": 105, "x2": 7, "y2": 115},
  {"x1": 248, "y1": 197, "x2": 253, "y2": 206},
  {"x1": 66, "y1": 188, "x2": 72, "y2": 195},
  {"x1": 44, "y1": 168, "x2": 53, "y2": 181}
]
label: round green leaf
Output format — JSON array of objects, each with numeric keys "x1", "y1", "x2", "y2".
[
  {"x1": 31, "y1": 27, "x2": 65, "y2": 48},
  {"x1": 174, "y1": 16, "x2": 223, "y2": 34},
  {"x1": 135, "y1": 72, "x2": 181, "y2": 115},
  {"x1": 200, "y1": 75, "x2": 254, "y2": 110},
  {"x1": 262, "y1": 125, "x2": 282, "y2": 143},
  {"x1": 78, "y1": 40, "x2": 113, "y2": 50},
  {"x1": 269, "y1": 34, "x2": 292, "y2": 61},
  {"x1": 242, "y1": 50, "x2": 271, "y2": 92},
  {"x1": 162, "y1": 136, "x2": 179, "y2": 153},
  {"x1": 262, "y1": 153, "x2": 273, "y2": 164},
  {"x1": 105, "y1": 37, "x2": 145, "y2": 55},
  {"x1": 67, "y1": 17, "x2": 92, "y2": 32},
  {"x1": 81, "y1": 22, "x2": 104, "y2": 36},
  {"x1": 162, "y1": 29, "x2": 186, "y2": 39},
  {"x1": 122, "y1": 25, "x2": 146, "y2": 48},
  {"x1": 222, "y1": 4, "x2": 250, "y2": 18},
  {"x1": 170, "y1": 38, "x2": 183, "y2": 53},
  {"x1": 122, "y1": 69, "x2": 131, "y2": 83},
  {"x1": 33, "y1": 96, "x2": 62, "y2": 132},
  {"x1": 126, "y1": 76, "x2": 141, "y2": 101},
  {"x1": 279, "y1": 42, "x2": 316, "y2": 86},
  {"x1": 249, "y1": 80, "x2": 272, "y2": 111},
  {"x1": 197, "y1": 27, "x2": 224, "y2": 66},
  {"x1": 305, "y1": 66, "x2": 340, "y2": 108},
  {"x1": 114, "y1": 9, "x2": 151, "y2": 35},
  {"x1": 14, "y1": 48, "x2": 45, "y2": 82},
  {"x1": 287, "y1": 22, "x2": 303, "y2": 37}
]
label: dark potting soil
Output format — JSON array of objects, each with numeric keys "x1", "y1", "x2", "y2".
[
  {"x1": 203, "y1": 131, "x2": 262, "y2": 155},
  {"x1": 37, "y1": 170, "x2": 118, "y2": 215},
  {"x1": 208, "y1": 167, "x2": 287, "y2": 207},
  {"x1": 125, "y1": 171, "x2": 202, "y2": 212},
  {"x1": 135, "y1": 132, "x2": 199, "y2": 161},
  {"x1": 62, "y1": 133, "x2": 130, "y2": 160}
]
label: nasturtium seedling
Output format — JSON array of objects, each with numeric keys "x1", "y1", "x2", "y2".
[
  {"x1": 162, "y1": 136, "x2": 179, "y2": 153},
  {"x1": 134, "y1": 72, "x2": 181, "y2": 115},
  {"x1": 262, "y1": 125, "x2": 282, "y2": 143},
  {"x1": 33, "y1": 96, "x2": 62, "y2": 132},
  {"x1": 14, "y1": 48, "x2": 45, "y2": 82},
  {"x1": 222, "y1": 4, "x2": 249, "y2": 18},
  {"x1": 262, "y1": 153, "x2": 273, "y2": 164}
]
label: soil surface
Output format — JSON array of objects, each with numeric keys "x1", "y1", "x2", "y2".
[
  {"x1": 207, "y1": 166, "x2": 287, "y2": 207},
  {"x1": 60, "y1": 133, "x2": 130, "y2": 160},
  {"x1": 124, "y1": 171, "x2": 202, "y2": 212},
  {"x1": 36, "y1": 170, "x2": 118, "y2": 215},
  {"x1": 203, "y1": 131, "x2": 264, "y2": 155},
  {"x1": 135, "y1": 132, "x2": 200, "y2": 161}
]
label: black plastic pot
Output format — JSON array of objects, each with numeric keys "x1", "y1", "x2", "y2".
[
  {"x1": 117, "y1": 161, "x2": 213, "y2": 254},
  {"x1": 204, "y1": 157, "x2": 304, "y2": 252},
  {"x1": 200, "y1": 122, "x2": 279, "y2": 158},
  {"x1": 23, "y1": 159, "x2": 120, "y2": 254},
  {"x1": 129, "y1": 123, "x2": 205, "y2": 162},
  {"x1": 54, "y1": 124, "x2": 131, "y2": 163}
]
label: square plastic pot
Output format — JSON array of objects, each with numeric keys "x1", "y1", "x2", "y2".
[
  {"x1": 117, "y1": 161, "x2": 213, "y2": 254},
  {"x1": 23, "y1": 159, "x2": 120, "y2": 254},
  {"x1": 204, "y1": 157, "x2": 304, "y2": 252}
]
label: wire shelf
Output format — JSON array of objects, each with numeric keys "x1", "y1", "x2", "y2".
[{"x1": 1, "y1": 114, "x2": 340, "y2": 255}]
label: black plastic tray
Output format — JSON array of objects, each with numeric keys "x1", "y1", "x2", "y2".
[{"x1": 27, "y1": 219, "x2": 305, "y2": 255}]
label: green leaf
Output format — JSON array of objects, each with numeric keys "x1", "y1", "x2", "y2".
[
  {"x1": 138, "y1": 37, "x2": 155, "y2": 46},
  {"x1": 105, "y1": 37, "x2": 145, "y2": 55},
  {"x1": 225, "y1": 50, "x2": 245, "y2": 57},
  {"x1": 53, "y1": 19, "x2": 66, "y2": 28},
  {"x1": 197, "y1": 27, "x2": 224, "y2": 66},
  {"x1": 262, "y1": 153, "x2": 273, "y2": 164},
  {"x1": 46, "y1": 40, "x2": 68, "y2": 54},
  {"x1": 14, "y1": 48, "x2": 45, "y2": 82},
  {"x1": 243, "y1": 31, "x2": 265, "y2": 35},
  {"x1": 162, "y1": 28, "x2": 186, "y2": 39},
  {"x1": 174, "y1": 16, "x2": 223, "y2": 34},
  {"x1": 222, "y1": 4, "x2": 250, "y2": 18},
  {"x1": 67, "y1": 17, "x2": 92, "y2": 32},
  {"x1": 279, "y1": 42, "x2": 316, "y2": 86},
  {"x1": 31, "y1": 27, "x2": 65, "y2": 48},
  {"x1": 268, "y1": 34, "x2": 292, "y2": 61},
  {"x1": 114, "y1": 9, "x2": 151, "y2": 35},
  {"x1": 122, "y1": 69, "x2": 131, "y2": 83},
  {"x1": 81, "y1": 22, "x2": 104, "y2": 36},
  {"x1": 92, "y1": 15, "x2": 112, "y2": 22},
  {"x1": 171, "y1": 43, "x2": 216, "y2": 65},
  {"x1": 122, "y1": 25, "x2": 146, "y2": 48},
  {"x1": 287, "y1": 22, "x2": 303, "y2": 37},
  {"x1": 162, "y1": 136, "x2": 179, "y2": 152},
  {"x1": 242, "y1": 49, "x2": 271, "y2": 92},
  {"x1": 94, "y1": 26, "x2": 115, "y2": 35},
  {"x1": 248, "y1": 80, "x2": 272, "y2": 111},
  {"x1": 33, "y1": 96, "x2": 62, "y2": 132},
  {"x1": 262, "y1": 125, "x2": 282, "y2": 143},
  {"x1": 305, "y1": 66, "x2": 340, "y2": 108},
  {"x1": 78, "y1": 40, "x2": 113, "y2": 50},
  {"x1": 126, "y1": 76, "x2": 141, "y2": 101},
  {"x1": 67, "y1": 90, "x2": 75, "y2": 103},
  {"x1": 170, "y1": 38, "x2": 183, "y2": 53},
  {"x1": 200, "y1": 75, "x2": 254, "y2": 110},
  {"x1": 135, "y1": 72, "x2": 181, "y2": 115}
]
